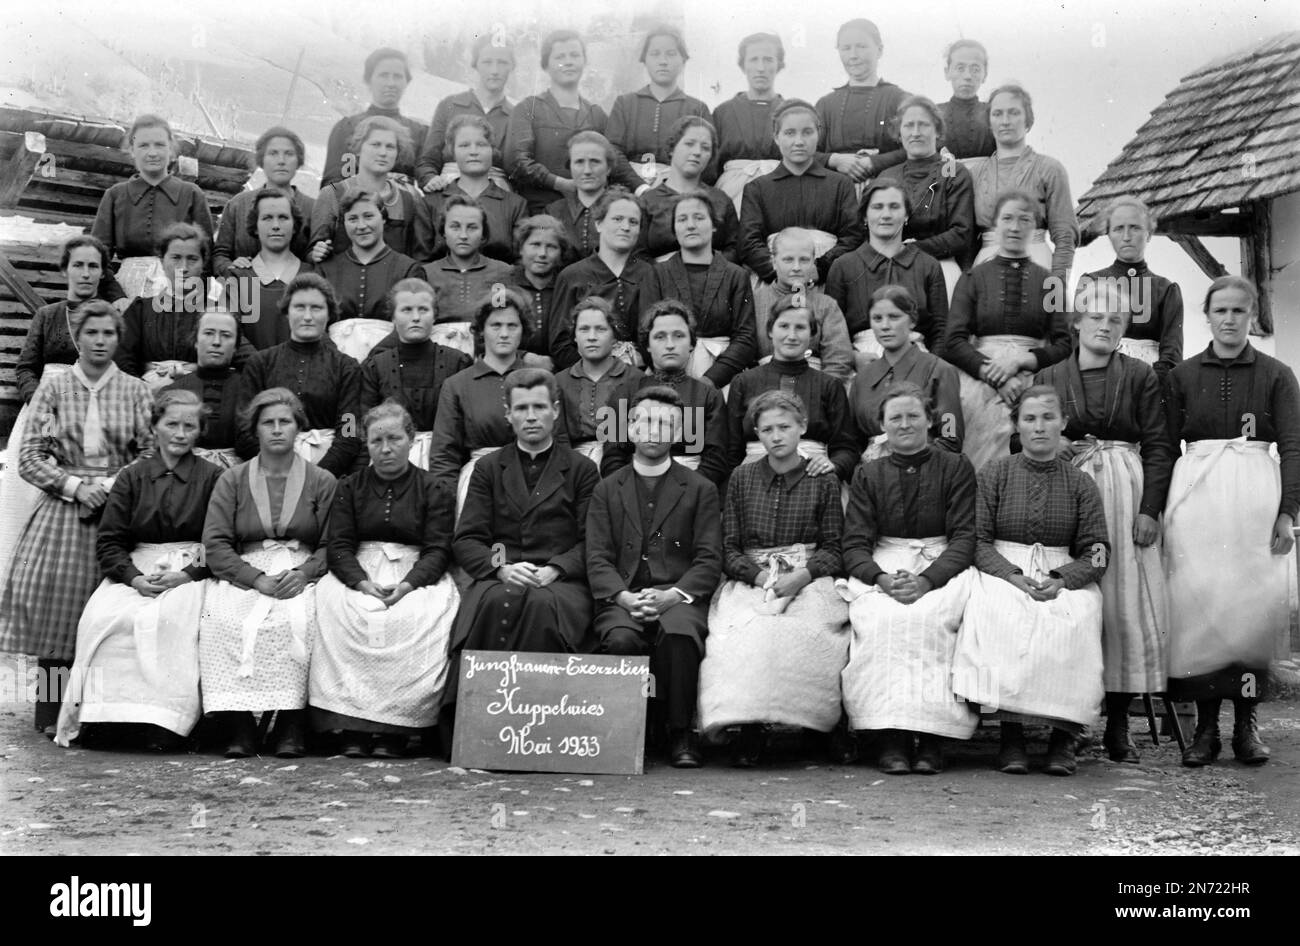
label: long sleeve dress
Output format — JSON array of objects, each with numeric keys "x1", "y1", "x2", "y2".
[
  {"x1": 413, "y1": 180, "x2": 527, "y2": 264},
  {"x1": 162, "y1": 366, "x2": 243, "y2": 468},
  {"x1": 220, "y1": 257, "x2": 302, "y2": 352},
  {"x1": 199, "y1": 455, "x2": 336, "y2": 711},
  {"x1": 952, "y1": 453, "x2": 1109, "y2": 730},
  {"x1": 414, "y1": 91, "x2": 512, "y2": 187},
  {"x1": 699, "y1": 456, "x2": 850, "y2": 734},
  {"x1": 712, "y1": 92, "x2": 784, "y2": 213},
  {"x1": 653, "y1": 253, "x2": 757, "y2": 387},
  {"x1": 311, "y1": 464, "x2": 460, "y2": 731},
  {"x1": 507, "y1": 264, "x2": 557, "y2": 360},
  {"x1": 824, "y1": 243, "x2": 949, "y2": 354},
  {"x1": 319, "y1": 106, "x2": 428, "y2": 188},
  {"x1": 637, "y1": 183, "x2": 740, "y2": 261},
  {"x1": 309, "y1": 179, "x2": 419, "y2": 260},
  {"x1": 938, "y1": 97, "x2": 996, "y2": 160},
  {"x1": 814, "y1": 81, "x2": 908, "y2": 175},
  {"x1": 600, "y1": 368, "x2": 729, "y2": 485},
  {"x1": 751, "y1": 282, "x2": 855, "y2": 383},
  {"x1": 316, "y1": 247, "x2": 423, "y2": 361},
  {"x1": 554, "y1": 357, "x2": 638, "y2": 469},
  {"x1": 1163, "y1": 343, "x2": 1300, "y2": 699},
  {"x1": 359, "y1": 339, "x2": 472, "y2": 470},
  {"x1": 876, "y1": 154, "x2": 977, "y2": 273},
  {"x1": 55, "y1": 451, "x2": 223, "y2": 745},
  {"x1": 91, "y1": 174, "x2": 215, "y2": 298},
  {"x1": 212, "y1": 187, "x2": 315, "y2": 276},
  {"x1": 969, "y1": 147, "x2": 1078, "y2": 282},
  {"x1": 840, "y1": 447, "x2": 980, "y2": 736},
  {"x1": 1075, "y1": 259, "x2": 1184, "y2": 384},
  {"x1": 116, "y1": 291, "x2": 255, "y2": 386},
  {"x1": 738, "y1": 162, "x2": 862, "y2": 284},
  {"x1": 548, "y1": 254, "x2": 660, "y2": 370},
  {"x1": 850, "y1": 344, "x2": 964, "y2": 457},
  {"x1": 605, "y1": 86, "x2": 713, "y2": 169}
]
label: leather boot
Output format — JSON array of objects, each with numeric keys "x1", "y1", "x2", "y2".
[
  {"x1": 223, "y1": 712, "x2": 258, "y2": 758},
  {"x1": 877, "y1": 729, "x2": 911, "y2": 775},
  {"x1": 1044, "y1": 728, "x2": 1078, "y2": 776},
  {"x1": 1181, "y1": 698, "x2": 1222, "y2": 767},
  {"x1": 912, "y1": 734, "x2": 944, "y2": 774},
  {"x1": 339, "y1": 731, "x2": 371, "y2": 758},
  {"x1": 1103, "y1": 692, "x2": 1140, "y2": 763},
  {"x1": 996, "y1": 722, "x2": 1029, "y2": 774},
  {"x1": 731, "y1": 724, "x2": 765, "y2": 768},
  {"x1": 1231, "y1": 698, "x2": 1270, "y2": 765},
  {"x1": 270, "y1": 709, "x2": 306, "y2": 759}
]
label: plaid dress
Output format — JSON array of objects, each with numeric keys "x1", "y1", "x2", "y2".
[{"x1": 0, "y1": 364, "x2": 153, "y2": 661}]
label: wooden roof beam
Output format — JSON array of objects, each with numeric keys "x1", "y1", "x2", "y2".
[
  {"x1": 0, "y1": 246, "x2": 48, "y2": 313},
  {"x1": 0, "y1": 131, "x2": 47, "y2": 209},
  {"x1": 1169, "y1": 233, "x2": 1229, "y2": 280}
]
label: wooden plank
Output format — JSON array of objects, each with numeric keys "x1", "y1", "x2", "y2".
[
  {"x1": 0, "y1": 132, "x2": 250, "y2": 192},
  {"x1": 0, "y1": 132, "x2": 47, "y2": 208},
  {"x1": 1161, "y1": 211, "x2": 1253, "y2": 238},
  {"x1": 0, "y1": 249, "x2": 45, "y2": 312},
  {"x1": 1169, "y1": 234, "x2": 1229, "y2": 281},
  {"x1": 1241, "y1": 199, "x2": 1274, "y2": 334}
]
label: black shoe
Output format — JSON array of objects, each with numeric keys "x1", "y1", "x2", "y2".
[
  {"x1": 1103, "y1": 694, "x2": 1140, "y2": 763},
  {"x1": 912, "y1": 734, "x2": 943, "y2": 774},
  {"x1": 223, "y1": 713, "x2": 258, "y2": 759},
  {"x1": 142, "y1": 725, "x2": 184, "y2": 753},
  {"x1": 669, "y1": 730, "x2": 702, "y2": 768},
  {"x1": 1182, "y1": 698, "x2": 1222, "y2": 768},
  {"x1": 731, "y1": 724, "x2": 765, "y2": 768},
  {"x1": 828, "y1": 725, "x2": 860, "y2": 765},
  {"x1": 1044, "y1": 729, "x2": 1078, "y2": 776},
  {"x1": 270, "y1": 710, "x2": 305, "y2": 759},
  {"x1": 1231, "y1": 699, "x2": 1270, "y2": 766},
  {"x1": 371, "y1": 735, "x2": 407, "y2": 759},
  {"x1": 340, "y1": 731, "x2": 371, "y2": 758},
  {"x1": 877, "y1": 729, "x2": 911, "y2": 775},
  {"x1": 996, "y1": 723, "x2": 1029, "y2": 775}
]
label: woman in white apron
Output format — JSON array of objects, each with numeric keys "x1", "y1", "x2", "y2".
[
  {"x1": 841, "y1": 382, "x2": 979, "y2": 773},
  {"x1": 555, "y1": 297, "x2": 633, "y2": 470},
  {"x1": 1034, "y1": 283, "x2": 1175, "y2": 763},
  {"x1": 311, "y1": 402, "x2": 459, "y2": 758},
  {"x1": 943, "y1": 190, "x2": 1071, "y2": 471},
  {"x1": 56, "y1": 389, "x2": 221, "y2": 751},
  {"x1": 639, "y1": 117, "x2": 740, "y2": 262},
  {"x1": 713, "y1": 32, "x2": 786, "y2": 214},
  {"x1": 1165, "y1": 276, "x2": 1300, "y2": 767},
  {"x1": 699, "y1": 390, "x2": 850, "y2": 766},
  {"x1": 200, "y1": 387, "x2": 337, "y2": 759},
  {"x1": 952, "y1": 386, "x2": 1109, "y2": 776}
]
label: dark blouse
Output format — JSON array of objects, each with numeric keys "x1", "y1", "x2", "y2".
[
  {"x1": 713, "y1": 93, "x2": 785, "y2": 166},
  {"x1": 548, "y1": 254, "x2": 660, "y2": 370},
  {"x1": 975, "y1": 453, "x2": 1109, "y2": 590},
  {"x1": 314, "y1": 247, "x2": 423, "y2": 322},
  {"x1": 653, "y1": 253, "x2": 757, "y2": 387},
  {"x1": 722, "y1": 457, "x2": 844, "y2": 582},
  {"x1": 938, "y1": 97, "x2": 996, "y2": 160},
  {"x1": 877, "y1": 154, "x2": 976, "y2": 270},
  {"x1": 1076, "y1": 260, "x2": 1184, "y2": 380},
  {"x1": 606, "y1": 86, "x2": 713, "y2": 167},
  {"x1": 236, "y1": 338, "x2": 362, "y2": 476},
  {"x1": 427, "y1": 357, "x2": 525, "y2": 481},
  {"x1": 360, "y1": 339, "x2": 472, "y2": 433},
  {"x1": 221, "y1": 263, "x2": 299, "y2": 351},
  {"x1": 1167, "y1": 343, "x2": 1300, "y2": 519},
  {"x1": 508, "y1": 264, "x2": 556, "y2": 358},
  {"x1": 545, "y1": 193, "x2": 602, "y2": 265},
  {"x1": 725, "y1": 358, "x2": 861, "y2": 480},
  {"x1": 327, "y1": 464, "x2": 454, "y2": 589},
  {"x1": 601, "y1": 369, "x2": 729, "y2": 485},
  {"x1": 638, "y1": 183, "x2": 740, "y2": 261},
  {"x1": 96, "y1": 451, "x2": 224, "y2": 584},
  {"x1": 413, "y1": 181, "x2": 527, "y2": 264},
  {"x1": 91, "y1": 174, "x2": 215, "y2": 263},
  {"x1": 824, "y1": 243, "x2": 949, "y2": 349},
  {"x1": 555, "y1": 357, "x2": 637, "y2": 443},
  {"x1": 309, "y1": 180, "x2": 419, "y2": 259},
  {"x1": 320, "y1": 105, "x2": 429, "y2": 188},
  {"x1": 842, "y1": 446, "x2": 976, "y2": 589},
  {"x1": 16, "y1": 301, "x2": 79, "y2": 403},
  {"x1": 738, "y1": 162, "x2": 863, "y2": 283},
  {"x1": 421, "y1": 255, "x2": 515, "y2": 324},
  {"x1": 850, "y1": 345, "x2": 964, "y2": 454},
  {"x1": 1035, "y1": 352, "x2": 1175, "y2": 518},
  {"x1": 414, "y1": 90, "x2": 513, "y2": 185},
  {"x1": 814, "y1": 81, "x2": 908, "y2": 171},
  {"x1": 162, "y1": 366, "x2": 241, "y2": 449},
  {"x1": 943, "y1": 256, "x2": 1071, "y2": 380},
  {"x1": 212, "y1": 187, "x2": 315, "y2": 276},
  {"x1": 116, "y1": 293, "x2": 206, "y2": 375}
]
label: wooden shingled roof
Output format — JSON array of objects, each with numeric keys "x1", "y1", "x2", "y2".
[{"x1": 1075, "y1": 31, "x2": 1300, "y2": 241}]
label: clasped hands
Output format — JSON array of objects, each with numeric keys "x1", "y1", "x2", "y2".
[
  {"x1": 357, "y1": 579, "x2": 415, "y2": 608},
  {"x1": 616, "y1": 588, "x2": 684, "y2": 623},
  {"x1": 253, "y1": 569, "x2": 309, "y2": 599},
  {"x1": 873, "y1": 569, "x2": 932, "y2": 605},
  {"x1": 497, "y1": 561, "x2": 561, "y2": 590}
]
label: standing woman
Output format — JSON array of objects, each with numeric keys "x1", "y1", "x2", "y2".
[
  {"x1": 943, "y1": 190, "x2": 1071, "y2": 471},
  {"x1": 55, "y1": 389, "x2": 222, "y2": 750},
  {"x1": 1035, "y1": 283, "x2": 1174, "y2": 763},
  {"x1": 311, "y1": 401, "x2": 460, "y2": 758},
  {"x1": 952, "y1": 386, "x2": 1109, "y2": 776},
  {"x1": 606, "y1": 25, "x2": 711, "y2": 188},
  {"x1": 850, "y1": 286, "x2": 963, "y2": 460},
  {"x1": 969, "y1": 84, "x2": 1078, "y2": 283},
  {"x1": 555, "y1": 297, "x2": 632, "y2": 468},
  {"x1": 654, "y1": 192, "x2": 756, "y2": 388},
  {"x1": 713, "y1": 32, "x2": 785, "y2": 213},
  {"x1": 222, "y1": 188, "x2": 307, "y2": 352},
  {"x1": 508, "y1": 214, "x2": 569, "y2": 369},
  {"x1": 815, "y1": 20, "x2": 907, "y2": 187},
  {"x1": 699, "y1": 390, "x2": 850, "y2": 766},
  {"x1": 92, "y1": 114, "x2": 214, "y2": 302},
  {"x1": 639, "y1": 118, "x2": 740, "y2": 262},
  {"x1": 420, "y1": 195, "x2": 514, "y2": 352},
  {"x1": 0, "y1": 301, "x2": 153, "y2": 735},
  {"x1": 213, "y1": 126, "x2": 315, "y2": 276},
  {"x1": 416, "y1": 35, "x2": 515, "y2": 192},
  {"x1": 1165, "y1": 276, "x2": 1300, "y2": 768},
  {"x1": 840, "y1": 382, "x2": 979, "y2": 773},
  {"x1": 1075, "y1": 195, "x2": 1183, "y2": 385},
  {"x1": 544, "y1": 131, "x2": 614, "y2": 264},
  {"x1": 200, "y1": 388, "x2": 337, "y2": 758},
  {"x1": 321, "y1": 47, "x2": 428, "y2": 188}
]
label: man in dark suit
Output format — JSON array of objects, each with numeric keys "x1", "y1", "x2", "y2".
[{"x1": 586, "y1": 386, "x2": 723, "y2": 767}]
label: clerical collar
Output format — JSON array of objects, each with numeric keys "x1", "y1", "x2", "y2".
[
  {"x1": 518, "y1": 440, "x2": 554, "y2": 460},
  {"x1": 633, "y1": 456, "x2": 672, "y2": 476}
]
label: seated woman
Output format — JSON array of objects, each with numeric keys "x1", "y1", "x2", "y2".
[
  {"x1": 311, "y1": 401, "x2": 460, "y2": 759},
  {"x1": 213, "y1": 126, "x2": 314, "y2": 276},
  {"x1": 952, "y1": 386, "x2": 1108, "y2": 776},
  {"x1": 814, "y1": 19, "x2": 907, "y2": 186},
  {"x1": 849, "y1": 286, "x2": 963, "y2": 460},
  {"x1": 237, "y1": 274, "x2": 363, "y2": 477},
  {"x1": 163, "y1": 309, "x2": 244, "y2": 470},
  {"x1": 221, "y1": 188, "x2": 307, "y2": 351},
  {"x1": 739, "y1": 99, "x2": 862, "y2": 284},
  {"x1": 429, "y1": 288, "x2": 533, "y2": 515},
  {"x1": 825, "y1": 181, "x2": 948, "y2": 363},
  {"x1": 360, "y1": 279, "x2": 472, "y2": 471},
  {"x1": 639, "y1": 117, "x2": 739, "y2": 261},
  {"x1": 0, "y1": 301, "x2": 153, "y2": 735},
  {"x1": 414, "y1": 114, "x2": 527, "y2": 264},
  {"x1": 310, "y1": 116, "x2": 419, "y2": 261},
  {"x1": 943, "y1": 190, "x2": 1070, "y2": 471},
  {"x1": 653, "y1": 192, "x2": 756, "y2": 388},
  {"x1": 876, "y1": 96, "x2": 976, "y2": 283},
  {"x1": 840, "y1": 382, "x2": 979, "y2": 774},
  {"x1": 555, "y1": 297, "x2": 634, "y2": 468},
  {"x1": 1165, "y1": 276, "x2": 1300, "y2": 768},
  {"x1": 92, "y1": 114, "x2": 214, "y2": 302},
  {"x1": 420, "y1": 195, "x2": 514, "y2": 354},
  {"x1": 508, "y1": 214, "x2": 568, "y2": 368},
  {"x1": 699, "y1": 390, "x2": 850, "y2": 766},
  {"x1": 725, "y1": 297, "x2": 860, "y2": 483},
  {"x1": 55, "y1": 389, "x2": 222, "y2": 750},
  {"x1": 200, "y1": 388, "x2": 337, "y2": 758},
  {"x1": 606, "y1": 25, "x2": 711, "y2": 188},
  {"x1": 969, "y1": 84, "x2": 1077, "y2": 282},
  {"x1": 713, "y1": 32, "x2": 786, "y2": 213},
  {"x1": 549, "y1": 187, "x2": 659, "y2": 370},
  {"x1": 544, "y1": 131, "x2": 615, "y2": 265}
]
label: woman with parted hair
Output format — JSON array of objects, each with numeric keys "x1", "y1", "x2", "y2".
[
  {"x1": 321, "y1": 47, "x2": 428, "y2": 188},
  {"x1": 213, "y1": 126, "x2": 315, "y2": 276},
  {"x1": 555, "y1": 296, "x2": 633, "y2": 469},
  {"x1": 420, "y1": 194, "x2": 514, "y2": 353},
  {"x1": 508, "y1": 214, "x2": 569, "y2": 368},
  {"x1": 637, "y1": 117, "x2": 740, "y2": 261},
  {"x1": 714, "y1": 32, "x2": 786, "y2": 213}
]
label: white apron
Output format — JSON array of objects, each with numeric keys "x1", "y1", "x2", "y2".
[
  {"x1": 409, "y1": 431, "x2": 434, "y2": 471},
  {"x1": 329, "y1": 318, "x2": 394, "y2": 363},
  {"x1": 686, "y1": 336, "x2": 730, "y2": 382},
  {"x1": 572, "y1": 440, "x2": 604, "y2": 469},
  {"x1": 430, "y1": 321, "x2": 475, "y2": 357},
  {"x1": 958, "y1": 334, "x2": 1039, "y2": 472},
  {"x1": 142, "y1": 359, "x2": 194, "y2": 393},
  {"x1": 294, "y1": 428, "x2": 335, "y2": 466},
  {"x1": 456, "y1": 445, "x2": 502, "y2": 520},
  {"x1": 115, "y1": 256, "x2": 167, "y2": 302},
  {"x1": 1117, "y1": 337, "x2": 1159, "y2": 366},
  {"x1": 717, "y1": 159, "x2": 780, "y2": 214},
  {"x1": 193, "y1": 446, "x2": 241, "y2": 470},
  {"x1": 767, "y1": 228, "x2": 837, "y2": 260}
]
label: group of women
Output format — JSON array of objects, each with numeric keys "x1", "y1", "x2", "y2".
[{"x1": 0, "y1": 20, "x2": 1294, "y2": 775}]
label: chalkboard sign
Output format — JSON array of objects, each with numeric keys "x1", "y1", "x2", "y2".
[{"x1": 451, "y1": 651, "x2": 651, "y2": 775}]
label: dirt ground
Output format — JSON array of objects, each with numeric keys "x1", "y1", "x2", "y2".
[{"x1": 2, "y1": 653, "x2": 1297, "y2": 856}]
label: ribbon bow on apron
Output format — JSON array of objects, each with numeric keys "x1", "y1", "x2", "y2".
[{"x1": 237, "y1": 539, "x2": 309, "y2": 677}]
